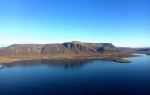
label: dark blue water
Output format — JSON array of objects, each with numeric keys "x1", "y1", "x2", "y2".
[{"x1": 0, "y1": 55, "x2": 150, "y2": 95}]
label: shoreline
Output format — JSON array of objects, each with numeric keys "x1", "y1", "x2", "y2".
[{"x1": 0, "y1": 55, "x2": 131, "y2": 64}]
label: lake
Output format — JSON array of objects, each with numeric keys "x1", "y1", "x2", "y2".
[{"x1": 0, "y1": 55, "x2": 150, "y2": 95}]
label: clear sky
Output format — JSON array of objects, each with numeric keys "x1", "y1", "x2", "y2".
[{"x1": 0, "y1": 0, "x2": 149, "y2": 47}]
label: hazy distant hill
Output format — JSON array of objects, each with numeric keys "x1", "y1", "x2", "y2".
[{"x1": 119, "y1": 47, "x2": 150, "y2": 55}]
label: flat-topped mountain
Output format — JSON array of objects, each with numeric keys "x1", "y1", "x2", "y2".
[
  {"x1": 0, "y1": 41, "x2": 119, "y2": 56},
  {"x1": 0, "y1": 41, "x2": 132, "y2": 63}
]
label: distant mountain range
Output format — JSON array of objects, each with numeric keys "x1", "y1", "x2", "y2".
[
  {"x1": 0, "y1": 41, "x2": 135, "y2": 63},
  {"x1": 119, "y1": 47, "x2": 150, "y2": 55}
]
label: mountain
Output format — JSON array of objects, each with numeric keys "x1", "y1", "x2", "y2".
[
  {"x1": 0, "y1": 41, "x2": 120, "y2": 56},
  {"x1": 0, "y1": 41, "x2": 132, "y2": 63}
]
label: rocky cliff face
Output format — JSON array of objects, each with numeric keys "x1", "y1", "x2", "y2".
[{"x1": 0, "y1": 41, "x2": 121, "y2": 57}]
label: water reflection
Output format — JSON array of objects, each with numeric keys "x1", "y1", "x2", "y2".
[
  {"x1": 2, "y1": 59, "x2": 94, "y2": 69},
  {"x1": 1, "y1": 55, "x2": 150, "y2": 95}
]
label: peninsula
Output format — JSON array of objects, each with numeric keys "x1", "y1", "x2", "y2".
[{"x1": 0, "y1": 41, "x2": 132, "y2": 64}]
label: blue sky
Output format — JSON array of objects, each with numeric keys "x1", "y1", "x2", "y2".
[{"x1": 0, "y1": 0, "x2": 149, "y2": 47}]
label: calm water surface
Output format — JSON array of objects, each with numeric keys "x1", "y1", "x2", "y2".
[{"x1": 0, "y1": 55, "x2": 150, "y2": 95}]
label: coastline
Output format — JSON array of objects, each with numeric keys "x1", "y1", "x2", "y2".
[{"x1": 0, "y1": 55, "x2": 131, "y2": 64}]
